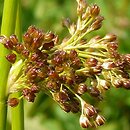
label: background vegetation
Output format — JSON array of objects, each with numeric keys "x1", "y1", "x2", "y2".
[{"x1": 0, "y1": 0, "x2": 130, "y2": 130}]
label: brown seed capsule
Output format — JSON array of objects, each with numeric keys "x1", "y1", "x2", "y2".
[
  {"x1": 122, "y1": 79, "x2": 130, "y2": 89},
  {"x1": 107, "y1": 41, "x2": 118, "y2": 50},
  {"x1": 9, "y1": 34, "x2": 18, "y2": 45},
  {"x1": 77, "y1": 83, "x2": 88, "y2": 95},
  {"x1": 92, "y1": 64, "x2": 102, "y2": 74},
  {"x1": 22, "y1": 88, "x2": 30, "y2": 96},
  {"x1": 82, "y1": 10, "x2": 90, "y2": 20},
  {"x1": 69, "y1": 23, "x2": 76, "y2": 35},
  {"x1": 30, "y1": 53, "x2": 39, "y2": 61},
  {"x1": 95, "y1": 115, "x2": 105, "y2": 126},
  {"x1": 7, "y1": 98, "x2": 19, "y2": 107},
  {"x1": 112, "y1": 78, "x2": 123, "y2": 88},
  {"x1": 15, "y1": 44, "x2": 24, "y2": 53},
  {"x1": 4, "y1": 40, "x2": 14, "y2": 50},
  {"x1": 91, "y1": 16, "x2": 104, "y2": 30},
  {"x1": 27, "y1": 25, "x2": 36, "y2": 34},
  {"x1": 86, "y1": 58, "x2": 98, "y2": 67},
  {"x1": 44, "y1": 32, "x2": 55, "y2": 42},
  {"x1": 124, "y1": 54, "x2": 130, "y2": 64},
  {"x1": 22, "y1": 88, "x2": 36, "y2": 102},
  {"x1": 25, "y1": 93, "x2": 36, "y2": 102},
  {"x1": 104, "y1": 33, "x2": 117, "y2": 42},
  {"x1": 79, "y1": 114, "x2": 92, "y2": 128},
  {"x1": 90, "y1": 4, "x2": 100, "y2": 17},
  {"x1": 48, "y1": 70, "x2": 59, "y2": 79},
  {"x1": 26, "y1": 68, "x2": 37, "y2": 80},
  {"x1": 102, "y1": 62, "x2": 116, "y2": 69},
  {"x1": 51, "y1": 55, "x2": 63, "y2": 65},
  {"x1": 69, "y1": 50, "x2": 78, "y2": 59},
  {"x1": 71, "y1": 57, "x2": 81, "y2": 69},
  {"x1": 62, "y1": 18, "x2": 71, "y2": 28},
  {"x1": 100, "y1": 80, "x2": 110, "y2": 90},
  {"x1": 31, "y1": 38, "x2": 42, "y2": 50},
  {"x1": 70, "y1": 102, "x2": 80, "y2": 113},
  {"x1": 60, "y1": 103, "x2": 71, "y2": 113},
  {"x1": 54, "y1": 91, "x2": 69, "y2": 103},
  {"x1": 84, "y1": 103, "x2": 97, "y2": 117},
  {"x1": 42, "y1": 41, "x2": 54, "y2": 50},
  {"x1": 59, "y1": 91, "x2": 69, "y2": 102},
  {"x1": 21, "y1": 49, "x2": 29, "y2": 58},
  {"x1": 31, "y1": 84, "x2": 40, "y2": 93},
  {"x1": 6, "y1": 53, "x2": 16, "y2": 63},
  {"x1": 0, "y1": 35, "x2": 6, "y2": 43},
  {"x1": 23, "y1": 33, "x2": 33, "y2": 44},
  {"x1": 46, "y1": 80, "x2": 60, "y2": 91},
  {"x1": 89, "y1": 87, "x2": 100, "y2": 97}
]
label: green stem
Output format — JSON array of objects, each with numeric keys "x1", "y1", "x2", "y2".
[
  {"x1": 11, "y1": 1, "x2": 24, "y2": 130},
  {"x1": 0, "y1": 0, "x2": 18, "y2": 130}
]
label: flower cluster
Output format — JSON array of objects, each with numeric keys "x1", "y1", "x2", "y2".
[{"x1": 0, "y1": 0, "x2": 130, "y2": 128}]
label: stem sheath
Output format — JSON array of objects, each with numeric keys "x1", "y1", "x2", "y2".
[{"x1": 0, "y1": 0, "x2": 18, "y2": 130}]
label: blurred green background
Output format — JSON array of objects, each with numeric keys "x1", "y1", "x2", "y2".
[{"x1": 0, "y1": 0, "x2": 130, "y2": 130}]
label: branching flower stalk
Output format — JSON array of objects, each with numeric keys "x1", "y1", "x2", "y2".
[{"x1": 0, "y1": 0, "x2": 130, "y2": 129}]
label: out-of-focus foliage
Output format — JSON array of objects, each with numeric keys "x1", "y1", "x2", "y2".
[{"x1": 0, "y1": 0, "x2": 130, "y2": 130}]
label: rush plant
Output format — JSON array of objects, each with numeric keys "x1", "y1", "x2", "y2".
[{"x1": 0, "y1": 0, "x2": 130, "y2": 129}]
